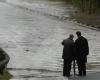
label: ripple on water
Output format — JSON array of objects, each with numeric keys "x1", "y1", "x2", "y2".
[
  {"x1": 87, "y1": 62, "x2": 100, "y2": 71},
  {"x1": 8, "y1": 68, "x2": 61, "y2": 79}
]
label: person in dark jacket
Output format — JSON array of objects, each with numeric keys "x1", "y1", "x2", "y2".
[
  {"x1": 75, "y1": 31, "x2": 89, "y2": 76},
  {"x1": 62, "y1": 34, "x2": 75, "y2": 77},
  {"x1": 0, "y1": 48, "x2": 10, "y2": 75}
]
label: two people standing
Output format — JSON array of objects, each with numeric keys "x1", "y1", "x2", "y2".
[{"x1": 62, "y1": 31, "x2": 89, "y2": 77}]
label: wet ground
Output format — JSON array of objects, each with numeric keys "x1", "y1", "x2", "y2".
[{"x1": 0, "y1": 0, "x2": 100, "y2": 80}]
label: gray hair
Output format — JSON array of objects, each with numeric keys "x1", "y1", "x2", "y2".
[{"x1": 69, "y1": 34, "x2": 74, "y2": 39}]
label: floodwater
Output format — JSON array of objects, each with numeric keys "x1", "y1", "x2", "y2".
[{"x1": 0, "y1": 0, "x2": 100, "y2": 80}]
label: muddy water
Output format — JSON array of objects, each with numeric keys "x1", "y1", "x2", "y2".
[{"x1": 0, "y1": 0, "x2": 100, "y2": 80}]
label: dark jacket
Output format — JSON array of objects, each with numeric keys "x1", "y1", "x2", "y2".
[
  {"x1": 75, "y1": 36, "x2": 89, "y2": 62},
  {"x1": 62, "y1": 38, "x2": 75, "y2": 60}
]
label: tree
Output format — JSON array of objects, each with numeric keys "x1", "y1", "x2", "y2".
[{"x1": 72, "y1": 0, "x2": 100, "y2": 14}]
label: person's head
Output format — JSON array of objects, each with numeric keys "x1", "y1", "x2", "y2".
[
  {"x1": 76, "y1": 31, "x2": 81, "y2": 37},
  {"x1": 69, "y1": 34, "x2": 74, "y2": 40}
]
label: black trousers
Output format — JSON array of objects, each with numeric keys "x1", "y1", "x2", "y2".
[
  {"x1": 63, "y1": 59, "x2": 72, "y2": 77},
  {"x1": 77, "y1": 60, "x2": 86, "y2": 76}
]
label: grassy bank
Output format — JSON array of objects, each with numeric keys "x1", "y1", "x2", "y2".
[
  {"x1": 71, "y1": 11, "x2": 100, "y2": 29},
  {"x1": 0, "y1": 70, "x2": 12, "y2": 80}
]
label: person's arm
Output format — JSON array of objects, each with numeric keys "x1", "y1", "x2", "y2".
[
  {"x1": 62, "y1": 40, "x2": 64, "y2": 45},
  {"x1": 86, "y1": 39, "x2": 89, "y2": 55}
]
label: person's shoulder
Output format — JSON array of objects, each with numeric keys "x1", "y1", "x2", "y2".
[
  {"x1": 79, "y1": 36, "x2": 85, "y2": 40},
  {"x1": 63, "y1": 38, "x2": 69, "y2": 41},
  {"x1": 75, "y1": 38, "x2": 79, "y2": 42},
  {"x1": 81, "y1": 36, "x2": 88, "y2": 41},
  {"x1": 62, "y1": 38, "x2": 68, "y2": 45}
]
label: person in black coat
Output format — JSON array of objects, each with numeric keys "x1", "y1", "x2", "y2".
[
  {"x1": 62, "y1": 34, "x2": 75, "y2": 77},
  {"x1": 75, "y1": 31, "x2": 89, "y2": 76}
]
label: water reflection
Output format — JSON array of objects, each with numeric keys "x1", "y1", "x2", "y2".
[{"x1": 6, "y1": 0, "x2": 74, "y2": 21}]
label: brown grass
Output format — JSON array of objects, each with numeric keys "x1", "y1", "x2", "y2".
[
  {"x1": 0, "y1": 70, "x2": 12, "y2": 80},
  {"x1": 72, "y1": 12, "x2": 100, "y2": 28}
]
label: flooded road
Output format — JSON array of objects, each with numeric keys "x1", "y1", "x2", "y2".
[{"x1": 0, "y1": 0, "x2": 100, "y2": 80}]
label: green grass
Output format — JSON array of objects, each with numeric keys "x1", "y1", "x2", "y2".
[{"x1": 0, "y1": 70, "x2": 12, "y2": 80}]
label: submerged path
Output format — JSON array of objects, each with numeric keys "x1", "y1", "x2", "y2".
[{"x1": 0, "y1": 0, "x2": 100, "y2": 80}]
